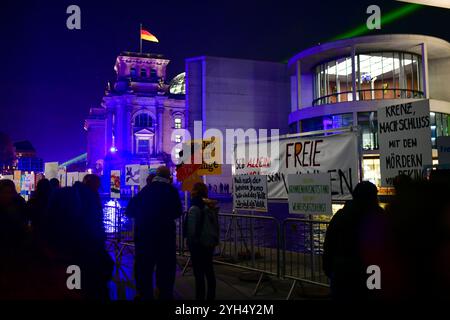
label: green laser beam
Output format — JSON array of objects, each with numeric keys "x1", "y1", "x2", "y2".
[
  {"x1": 61, "y1": 153, "x2": 87, "y2": 167},
  {"x1": 330, "y1": 3, "x2": 423, "y2": 41}
]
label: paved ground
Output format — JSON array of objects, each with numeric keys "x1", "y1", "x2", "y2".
[{"x1": 109, "y1": 249, "x2": 331, "y2": 301}]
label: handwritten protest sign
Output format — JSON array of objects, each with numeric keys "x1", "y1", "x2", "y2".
[
  {"x1": 288, "y1": 173, "x2": 332, "y2": 215},
  {"x1": 233, "y1": 174, "x2": 268, "y2": 212},
  {"x1": 378, "y1": 100, "x2": 432, "y2": 186}
]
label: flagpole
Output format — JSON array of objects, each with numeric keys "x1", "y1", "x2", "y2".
[{"x1": 139, "y1": 23, "x2": 143, "y2": 54}]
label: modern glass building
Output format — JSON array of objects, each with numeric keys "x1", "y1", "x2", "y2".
[{"x1": 288, "y1": 35, "x2": 450, "y2": 186}]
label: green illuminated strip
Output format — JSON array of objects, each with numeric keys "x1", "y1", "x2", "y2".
[
  {"x1": 331, "y1": 4, "x2": 423, "y2": 41},
  {"x1": 61, "y1": 153, "x2": 87, "y2": 167}
]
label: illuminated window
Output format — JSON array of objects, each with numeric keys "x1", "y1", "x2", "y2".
[
  {"x1": 174, "y1": 118, "x2": 182, "y2": 129},
  {"x1": 135, "y1": 114, "x2": 153, "y2": 128},
  {"x1": 130, "y1": 67, "x2": 137, "y2": 78},
  {"x1": 313, "y1": 52, "x2": 423, "y2": 105},
  {"x1": 174, "y1": 135, "x2": 182, "y2": 143},
  {"x1": 137, "y1": 139, "x2": 150, "y2": 154}
]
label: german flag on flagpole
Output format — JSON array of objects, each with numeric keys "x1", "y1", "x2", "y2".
[
  {"x1": 141, "y1": 29, "x2": 159, "y2": 43},
  {"x1": 140, "y1": 24, "x2": 158, "y2": 53}
]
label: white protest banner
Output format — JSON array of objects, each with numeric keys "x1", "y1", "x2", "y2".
[
  {"x1": 0, "y1": 175, "x2": 13, "y2": 181},
  {"x1": 288, "y1": 173, "x2": 332, "y2": 215},
  {"x1": 78, "y1": 172, "x2": 87, "y2": 182},
  {"x1": 233, "y1": 174, "x2": 268, "y2": 212},
  {"x1": 110, "y1": 170, "x2": 121, "y2": 199},
  {"x1": 234, "y1": 131, "x2": 359, "y2": 200},
  {"x1": 44, "y1": 162, "x2": 59, "y2": 180},
  {"x1": 66, "y1": 172, "x2": 79, "y2": 187},
  {"x1": 125, "y1": 164, "x2": 140, "y2": 186},
  {"x1": 437, "y1": 136, "x2": 450, "y2": 166},
  {"x1": 378, "y1": 100, "x2": 432, "y2": 186},
  {"x1": 58, "y1": 167, "x2": 67, "y2": 187},
  {"x1": 139, "y1": 165, "x2": 149, "y2": 189}
]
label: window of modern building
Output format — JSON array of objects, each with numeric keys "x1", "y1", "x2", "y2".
[
  {"x1": 300, "y1": 113, "x2": 353, "y2": 132},
  {"x1": 363, "y1": 158, "x2": 381, "y2": 187},
  {"x1": 174, "y1": 117, "x2": 182, "y2": 129},
  {"x1": 313, "y1": 52, "x2": 423, "y2": 106},
  {"x1": 134, "y1": 113, "x2": 153, "y2": 128},
  {"x1": 358, "y1": 112, "x2": 379, "y2": 150},
  {"x1": 431, "y1": 112, "x2": 450, "y2": 148}
]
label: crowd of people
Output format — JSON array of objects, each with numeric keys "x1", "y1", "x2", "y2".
[
  {"x1": 0, "y1": 174, "x2": 113, "y2": 299},
  {"x1": 0, "y1": 166, "x2": 220, "y2": 301},
  {"x1": 323, "y1": 172, "x2": 450, "y2": 300},
  {"x1": 2, "y1": 164, "x2": 450, "y2": 300}
]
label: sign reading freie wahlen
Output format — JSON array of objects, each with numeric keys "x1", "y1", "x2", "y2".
[
  {"x1": 378, "y1": 99, "x2": 432, "y2": 187},
  {"x1": 233, "y1": 132, "x2": 359, "y2": 200},
  {"x1": 233, "y1": 174, "x2": 268, "y2": 212},
  {"x1": 287, "y1": 173, "x2": 332, "y2": 216}
]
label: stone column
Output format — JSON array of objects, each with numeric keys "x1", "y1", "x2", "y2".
[
  {"x1": 124, "y1": 104, "x2": 133, "y2": 153},
  {"x1": 156, "y1": 106, "x2": 164, "y2": 155},
  {"x1": 105, "y1": 106, "x2": 114, "y2": 152}
]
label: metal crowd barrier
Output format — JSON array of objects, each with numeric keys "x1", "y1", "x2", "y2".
[
  {"x1": 103, "y1": 204, "x2": 332, "y2": 299},
  {"x1": 103, "y1": 205, "x2": 135, "y2": 265},
  {"x1": 282, "y1": 218, "x2": 330, "y2": 299}
]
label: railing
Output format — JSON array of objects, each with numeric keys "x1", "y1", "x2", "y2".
[
  {"x1": 281, "y1": 218, "x2": 330, "y2": 299},
  {"x1": 312, "y1": 88, "x2": 424, "y2": 106},
  {"x1": 105, "y1": 206, "x2": 332, "y2": 299}
]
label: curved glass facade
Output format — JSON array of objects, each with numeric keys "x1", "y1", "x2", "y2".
[{"x1": 314, "y1": 52, "x2": 424, "y2": 105}]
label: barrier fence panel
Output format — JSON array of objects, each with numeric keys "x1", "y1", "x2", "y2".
[
  {"x1": 215, "y1": 213, "x2": 280, "y2": 277},
  {"x1": 103, "y1": 202, "x2": 333, "y2": 299},
  {"x1": 282, "y1": 218, "x2": 330, "y2": 292}
]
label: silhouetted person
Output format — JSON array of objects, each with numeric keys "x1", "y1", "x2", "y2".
[
  {"x1": 49, "y1": 178, "x2": 60, "y2": 190},
  {"x1": 0, "y1": 179, "x2": 28, "y2": 297},
  {"x1": 0, "y1": 179, "x2": 27, "y2": 250},
  {"x1": 27, "y1": 178, "x2": 51, "y2": 230},
  {"x1": 146, "y1": 173, "x2": 156, "y2": 186},
  {"x1": 131, "y1": 166, "x2": 182, "y2": 300},
  {"x1": 185, "y1": 182, "x2": 219, "y2": 300},
  {"x1": 44, "y1": 182, "x2": 113, "y2": 300},
  {"x1": 82, "y1": 174, "x2": 101, "y2": 194},
  {"x1": 323, "y1": 181, "x2": 386, "y2": 300}
]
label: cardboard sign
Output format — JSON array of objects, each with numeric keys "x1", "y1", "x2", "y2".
[
  {"x1": 182, "y1": 138, "x2": 222, "y2": 176},
  {"x1": 110, "y1": 170, "x2": 121, "y2": 199},
  {"x1": 378, "y1": 100, "x2": 432, "y2": 186},
  {"x1": 125, "y1": 164, "x2": 140, "y2": 186},
  {"x1": 181, "y1": 172, "x2": 203, "y2": 192},
  {"x1": 139, "y1": 165, "x2": 149, "y2": 189},
  {"x1": 58, "y1": 167, "x2": 67, "y2": 187},
  {"x1": 233, "y1": 175, "x2": 268, "y2": 212},
  {"x1": 44, "y1": 162, "x2": 59, "y2": 180},
  {"x1": 288, "y1": 173, "x2": 332, "y2": 215},
  {"x1": 67, "y1": 172, "x2": 79, "y2": 187},
  {"x1": 13, "y1": 170, "x2": 21, "y2": 193}
]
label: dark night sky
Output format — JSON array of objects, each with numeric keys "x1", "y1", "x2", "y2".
[{"x1": 0, "y1": 0, "x2": 449, "y2": 162}]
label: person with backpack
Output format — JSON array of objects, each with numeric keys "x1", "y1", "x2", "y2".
[{"x1": 185, "y1": 182, "x2": 219, "y2": 301}]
